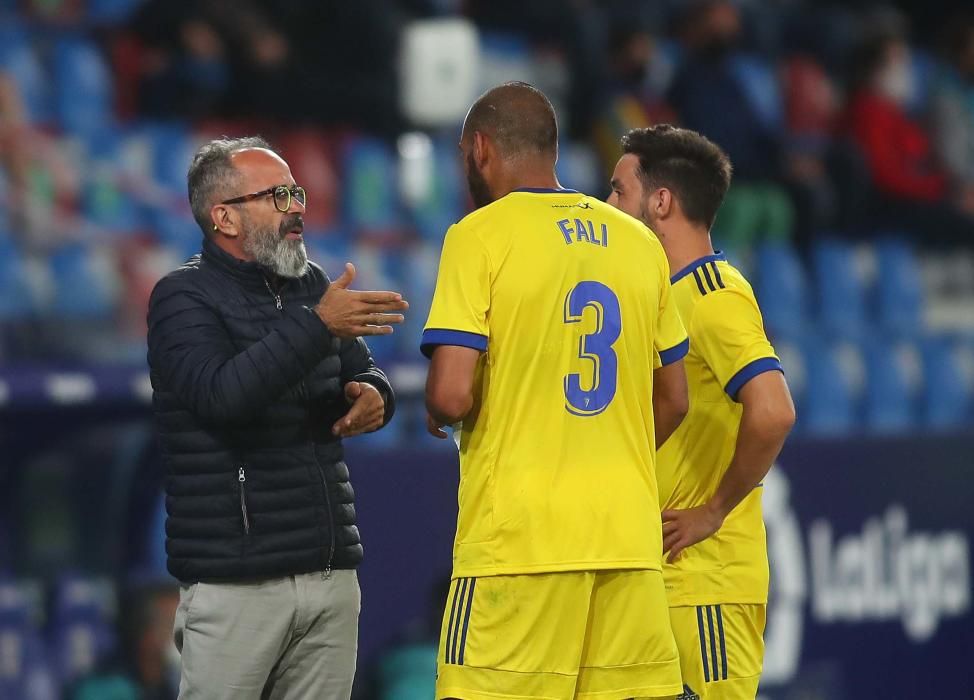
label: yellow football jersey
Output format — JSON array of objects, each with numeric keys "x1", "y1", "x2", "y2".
[
  {"x1": 657, "y1": 252, "x2": 782, "y2": 606},
  {"x1": 422, "y1": 188, "x2": 688, "y2": 578}
]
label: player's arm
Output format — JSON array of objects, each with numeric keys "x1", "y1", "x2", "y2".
[
  {"x1": 425, "y1": 345, "x2": 481, "y2": 433},
  {"x1": 653, "y1": 359, "x2": 689, "y2": 448},
  {"x1": 652, "y1": 253, "x2": 690, "y2": 448},
  {"x1": 420, "y1": 222, "x2": 491, "y2": 438},
  {"x1": 663, "y1": 289, "x2": 794, "y2": 562}
]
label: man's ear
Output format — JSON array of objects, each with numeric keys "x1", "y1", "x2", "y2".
[
  {"x1": 655, "y1": 188, "x2": 675, "y2": 220},
  {"x1": 472, "y1": 131, "x2": 490, "y2": 169},
  {"x1": 210, "y1": 204, "x2": 239, "y2": 238}
]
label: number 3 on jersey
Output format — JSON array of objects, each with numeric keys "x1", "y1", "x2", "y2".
[{"x1": 563, "y1": 281, "x2": 622, "y2": 416}]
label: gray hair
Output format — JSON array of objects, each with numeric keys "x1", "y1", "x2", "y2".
[{"x1": 187, "y1": 136, "x2": 273, "y2": 235}]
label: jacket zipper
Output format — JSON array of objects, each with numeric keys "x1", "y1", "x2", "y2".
[
  {"x1": 264, "y1": 276, "x2": 335, "y2": 579},
  {"x1": 238, "y1": 466, "x2": 250, "y2": 535},
  {"x1": 263, "y1": 277, "x2": 283, "y2": 310}
]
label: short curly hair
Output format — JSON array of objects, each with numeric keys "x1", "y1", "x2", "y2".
[{"x1": 621, "y1": 125, "x2": 732, "y2": 230}]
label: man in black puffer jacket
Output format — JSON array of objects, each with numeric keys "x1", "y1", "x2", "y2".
[{"x1": 147, "y1": 136, "x2": 408, "y2": 700}]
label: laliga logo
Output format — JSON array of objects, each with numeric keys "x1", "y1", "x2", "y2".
[
  {"x1": 809, "y1": 505, "x2": 970, "y2": 641},
  {"x1": 761, "y1": 468, "x2": 972, "y2": 686}
]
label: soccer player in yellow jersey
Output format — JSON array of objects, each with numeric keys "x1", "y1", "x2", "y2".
[
  {"x1": 608, "y1": 125, "x2": 796, "y2": 700},
  {"x1": 421, "y1": 82, "x2": 692, "y2": 700}
]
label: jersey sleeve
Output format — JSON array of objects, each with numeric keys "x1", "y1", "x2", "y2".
[
  {"x1": 421, "y1": 222, "x2": 491, "y2": 358},
  {"x1": 691, "y1": 288, "x2": 783, "y2": 400},
  {"x1": 654, "y1": 257, "x2": 689, "y2": 366}
]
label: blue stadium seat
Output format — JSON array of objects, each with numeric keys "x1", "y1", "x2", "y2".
[
  {"x1": 799, "y1": 336, "x2": 861, "y2": 434},
  {"x1": 754, "y1": 242, "x2": 808, "y2": 340},
  {"x1": 920, "y1": 337, "x2": 973, "y2": 430},
  {"x1": 49, "y1": 245, "x2": 118, "y2": 319},
  {"x1": 86, "y1": 0, "x2": 144, "y2": 25},
  {"x1": 49, "y1": 577, "x2": 116, "y2": 685},
  {"x1": 862, "y1": 337, "x2": 920, "y2": 433},
  {"x1": 402, "y1": 135, "x2": 465, "y2": 243},
  {"x1": 397, "y1": 242, "x2": 439, "y2": 358},
  {"x1": 874, "y1": 238, "x2": 923, "y2": 337},
  {"x1": 478, "y1": 32, "x2": 533, "y2": 92},
  {"x1": 770, "y1": 338, "x2": 806, "y2": 431},
  {"x1": 80, "y1": 131, "x2": 142, "y2": 233},
  {"x1": 52, "y1": 36, "x2": 114, "y2": 137},
  {"x1": 557, "y1": 142, "x2": 602, "y2": 198},
  {"x1": 140, "y1": 122, "x2": 196, "y2": 194},
  {"x1": 812, "y1": 239, "x2": 866, "y2": 338},
  {"x1": 0, "y1": 241, "x2": 35, "y2": 321},
  {"x1": 729, "y1": 54, "x2": 783, "y2": 130},
  {"x1": 0, "y1": 23, "x2": 53, "y2": 124},
  {"x1": 342, "y1": 136, "x2": 400, "y2": 235},
  {"x1": 0, "y1": 578, "x2": 52, "y2": 700}
]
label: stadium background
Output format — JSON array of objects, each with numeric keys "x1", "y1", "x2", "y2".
[{"x1": 0, "y1": 0, "x2": 972, "y2": 698}]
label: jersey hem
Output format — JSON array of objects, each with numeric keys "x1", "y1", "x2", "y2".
[
  {"x1": 724, "y1": 357, "x2": 783, "y2": 400},
  {"x1": 421, "y1": 328, "x2": 488, "y2": 358},
  {"x1": 659, "y1": 337, "x2": 690, "y2": 365}
]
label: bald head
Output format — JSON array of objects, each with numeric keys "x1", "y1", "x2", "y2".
[
  {"x1": 187, "y1": 136, "x2": 274, "y2": 235},
  {"x1": 462, "y1": 82, "x2": 558, "y2": 162}
]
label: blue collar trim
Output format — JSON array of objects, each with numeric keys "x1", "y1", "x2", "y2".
[{"x1": 671, "y1": 251, "x2": 727, "y2": 284}]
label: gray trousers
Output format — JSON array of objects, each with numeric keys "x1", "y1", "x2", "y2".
[{"x1": 173, "y1": 570, "x2": 360, "y2": 700}]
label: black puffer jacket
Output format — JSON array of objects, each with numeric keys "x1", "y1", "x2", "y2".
[{"x1": 147, "y1": 237, "x2": 394, "y2": 583}]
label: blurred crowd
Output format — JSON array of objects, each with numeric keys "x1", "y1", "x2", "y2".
[{"x1": 2, "y1": 2, "x2": 974, "y2": 699}]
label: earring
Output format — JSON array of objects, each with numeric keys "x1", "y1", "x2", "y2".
[{"x1": 213, "y1": 224, "x2": 218, "y2": 231}]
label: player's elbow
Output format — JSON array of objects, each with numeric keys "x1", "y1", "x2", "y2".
[
  {"x1": 425, "y1": 386, "x2": 472, "y2": 425},
  {"x1": 753, "y1": 398, "x2": 796, "y2": 442}
]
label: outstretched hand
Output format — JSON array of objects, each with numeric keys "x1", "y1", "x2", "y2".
[{"x1": 315, "y1": 263, "x2": 409, "y2": 338}]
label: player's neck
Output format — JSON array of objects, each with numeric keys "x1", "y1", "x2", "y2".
[
  {"x1": 662, "y1": 226, "x2": 716, "y2": 277},
  {"x1": 495, "y1": 169, "x2": 562, "y2": 198}
]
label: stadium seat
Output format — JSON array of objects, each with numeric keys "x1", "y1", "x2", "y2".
[
  {"x1": 557, "y1": 142, "x2": 602, "y2": 198},
  {"x1": 278, "y1": 130, "x2": 340, "y2": 232},
  {"x1": 0, "y1": 241, "x2": 35, "y2": 321},
  {"x1": 52, "y1": 36, "x2": 114, "y2": 137},
  {"x1": 400, "y1": 134, "x2": 465, "y2": 243},
  {"x1": 920, "y1": 337, "x2": 974, "y2": 430},
  {"x1": 49, "y1": 577, "x2": 116, "y2": 685},
  {"x1": 85, "y1": 0, "x2": 144, "y2": 25},
  {"x1": 341, "y1": 136, "x2": 401, "y2": 236},
  {"x1": 812, "y1": 239, "x2": 866, "y2": 338},
  {"x1": 140, "y1": 122, "x2": 197, "y2": 195},
  {"x1": 754, "y1": 242, "x2": 808, "y2": 340},
  {"x1": 874, "y1": 238, "x2": 923, "y2": 336},
  {"x1": 862, "y1": 336, "x2": 920, "y2": 433},
  {"x1": 80, "y1": 131, "x2": 143, "y2": 234},
  {"x1": 49, "y1": 245, "x2": 118, "y2": 319},
  {"x1": 0, "y1": 578, "x2": 53, "y2": 700},
  {"x1": 0, "y1": 23, "x2": 53, "y2": 124},
  {"x1": 478, "y1": 32, "x2": 533, "y2": 93},
  {"x1": 729, "y1": 55, "x2": 784, "y2": 130},
  {"x1": 397, "y1": 242, "x2": 439, "y2": 358},
  {"x1": 799, "y1": 336, "x2": 862, "y2": 434}
]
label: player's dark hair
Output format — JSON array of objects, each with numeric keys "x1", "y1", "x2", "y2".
[
  {"x1": 464, "y1": 82, "x2": 558, "y2": 160},
  {"x1": 187, "y1": 135, "x2": 273, "y2": 235},
  {"x1": 621, "y1": 125, "x2": 732, "y2": 230}
]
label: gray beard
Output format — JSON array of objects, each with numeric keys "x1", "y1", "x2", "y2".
[{"x1": 242, "y1": 226, "x2": 309, "y2": 279}]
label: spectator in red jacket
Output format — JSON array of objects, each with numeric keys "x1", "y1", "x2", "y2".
[{"x1": 843, "y1": 32, "x2": 974, "y2": 246}]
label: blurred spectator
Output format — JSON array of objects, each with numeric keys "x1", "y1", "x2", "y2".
[
  {"x1": 592, "y1": 21, "x2": 677, "y2": 182},
  {"x1": 668, "y1": 0, "x2": 794, "y2": 250},
  {"x1": 930, "y1": 14, "x2": 974, "y2": 198},
  {"x1": 843, "y1": 30, "x2": 974, "y2": 245}
]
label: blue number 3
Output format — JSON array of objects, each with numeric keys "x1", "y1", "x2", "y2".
[{"x1": 563, "y1": 281, "x2": 621, "y2": 416}]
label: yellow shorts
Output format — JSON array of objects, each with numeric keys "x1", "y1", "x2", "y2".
[
  {"x1": 667, "y1": 605, "x2": 766, "y2": 700},
  {"x1": 434, "y1": 569, "x2": 683, "y2": 700}
]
